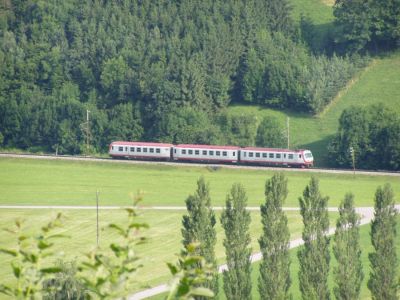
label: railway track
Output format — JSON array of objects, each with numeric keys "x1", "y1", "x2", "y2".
[{"x1": 1, "y1": 152, "x2": 400, "y2": 177}]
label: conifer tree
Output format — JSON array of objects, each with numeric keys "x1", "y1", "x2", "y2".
[
  {"x1": 221, "y1": 183, "x2": 252, "y2": 300},
  {"x1": 368, "y1": 184, "x2": 398, "y2": 299},
  {"x1": 182, "y1": 177, "x2": 218, "y2": 298},
  {"x1": 298, "y1": 177, "x2": 330, "y2": 300},
  {"x1": 258, "y1": 173, "x2": 291, "y2": 300},
  {"x1": 333, "y1": 193, "x2": 363, "y2": 300}
]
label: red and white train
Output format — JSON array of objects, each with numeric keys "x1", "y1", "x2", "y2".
[{"x1": 109, "y1": 141, "x2": 314, "y2": 167}]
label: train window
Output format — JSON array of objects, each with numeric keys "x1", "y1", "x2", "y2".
[
  {"x1": 125, "y1": 147, "x2": 128, "y2": 151},
  {"x1": 188, "y1": 150, "x2": 193, "y2": 155},
  {"x1": 284, "y1": 154, "x2": 286, "y2": 158},
  {"x1": 112, "y1": 146, "x2": 114, "y2": 150},
  {"x1": 203, "y1": 150, "x2": 207, "y2": 155},
  {"x1": 130, "y1": 147, "x2": 135, "y2": 152},
  {"x1": 156, "y1": 148, "x2": 161, "y2": 153},
  {"x1": 136, "y1": 147, "x2": 141, "y2": 152},
  {"x1": 249, "y1": 152, "x2": 254, "y2": 157},
  {"x1": 216, "y1": 151, "x2": 221, "y2": 156},
  {"x1": 299, "y1": 154, "x2": 302, "y2": 158},
  {"x1": 195, "y1": 150, "x2": 200, "y2": 155},
  {"x1": 222, "y1": 151, "x2": 227, "y2": 156},
  {"x1": 182, "y1": 149, "x2": 186, "y2": 154},
  {"x1": 233, "y1": 152, "x2": 236, "y2": 156},
  {"x1": 256, "y1": 152, "x2": 260, "y2": 158},
  {"x1": 243, "y1": 152, "x2": 246, "y2": 157},
  {"x1": 262, "y1": 153, "x2": 267, "y2": 158},
  {"x1": 276, "y1": 153, "x2": 281, "y2": 158},
  {"x1": 269, "y1": 153, "x2": 274, "y2": 158},
  {"x1": 288, "y1": 154, "x2": 294, "y2": 159},
  {"x1": 118, "y1": 147, "x2": 123, "y2": 151},
  {"x1": 143, "y1": 148, "x2": 148, "y2": 153},
  {"x1": 209, "y1": 151, "x2": 214, "y2": 156},
  {"x1": 150, "y1": 148, "x2": 154, "y2": 153}
]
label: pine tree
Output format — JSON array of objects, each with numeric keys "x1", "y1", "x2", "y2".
[
  {"x1": 182, "y1": 177, "x2": 218, "y2": 298},
  {"x1": 333, "y1": 193, "x2": 364, "y2": 300},
  {"x1": 368, "y1": 184, "x2": 398, "y2": 299},
  {"x1": 298, "y1": 177, "x2": 330, "y2": 300},
  {"x1": 221, "y1": 183, "x2": 252, "y2": 300},
  {"x1": 258, "y1": 173, "x2": 291, "y2": 300}
]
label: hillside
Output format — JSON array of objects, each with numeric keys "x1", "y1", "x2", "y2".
[{"x1": 228, "y1": 52, "x2": 400, "y2": 166}]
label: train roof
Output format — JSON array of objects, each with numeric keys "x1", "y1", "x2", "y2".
[
  {"x1": 110, "y1": 141, "x2": 173, "y2": 147},
  {"x1": 174, "y1": 144, "x2": 240, "y2": 150},
  {"x1": 241, "y1": 147, "x2": 308, "y2": 153}
]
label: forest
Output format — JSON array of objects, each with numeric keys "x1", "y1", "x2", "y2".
[{"x1": 0, "y1": 0, "x2": 399, "y2": 167}]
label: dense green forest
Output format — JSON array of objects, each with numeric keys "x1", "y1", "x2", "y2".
[{"x1": 0, "y1": 1, "x2": 398, "y2": 164}]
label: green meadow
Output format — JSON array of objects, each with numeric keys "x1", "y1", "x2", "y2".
[
  {"x1": 0, "y1": 208, "x2": 323, "y2": 294},
  {"x1": 1, "y1": 157, "x2": 399, "y2": 207}
]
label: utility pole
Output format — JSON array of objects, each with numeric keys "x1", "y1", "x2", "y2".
[
  {"x1": 349, "y1": 146, "x2": 355, "y2": 177},
  {"x1": 286, "y1": 117, "x2": 290, "y2": 149},
  {"x1": 86, "y1": 110, "x2": 90, "y2": 156},
  {"x1": 96, "y1": 190, "x2": 99, "y2": 247}
]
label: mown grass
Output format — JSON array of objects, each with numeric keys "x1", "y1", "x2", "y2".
[
  {"x1": 228, "y1": 52, "x2": 400, "y2": 166},
  {"x1": 0, "y1": 208, "x2": 339, "y2": 296},
  {"x1": 1, "y1": 158, "x2": 399, "y2": 208}
]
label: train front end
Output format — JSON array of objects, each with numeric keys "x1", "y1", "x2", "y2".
[{"x1": 302, "y1": 150, "x2": 314, "y2": 167}]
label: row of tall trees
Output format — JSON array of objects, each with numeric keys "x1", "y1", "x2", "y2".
[
  {"x1": 328, "y1": 104, "x2": 400, "y2": 170},
  {"x1": 0, "y1": 0, "x2": 370, "y2": 154},
  {"x1": 181, "y1": 175, "x2": 398, "y2": 299}
]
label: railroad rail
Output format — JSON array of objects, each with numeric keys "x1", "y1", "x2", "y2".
[{"x1": 1, "y1": 152, "x2": 400, "y2": 177}]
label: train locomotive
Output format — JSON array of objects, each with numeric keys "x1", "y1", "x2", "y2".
[{"x1": 109, "y1": 141, "x2": 314, "y2": 168}]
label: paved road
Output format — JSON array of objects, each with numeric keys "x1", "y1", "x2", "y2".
[{"x1": 3, "y1": 204, "x2": 398, "y2": 300}]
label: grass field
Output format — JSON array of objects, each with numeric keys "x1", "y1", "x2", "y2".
[
  {"x1": 0, "y1": 208, "x2": 339, "y2": 296},
  {"x1": 228, "y1": 52, "x2": 400, "y2": 166},
  {"x1": 1, "y1": 157, "x2": 400, "y2": 207},
  {"x1": 151, "y1": 216, "x2": 400, "y2": 300}
]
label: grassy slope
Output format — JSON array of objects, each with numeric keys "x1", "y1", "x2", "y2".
[
  {"x1": 1, "y1": 157, "x2": 400, "y2": 207},
  {"x1": 228, "y1": 52, "x2": 400, "y2": 166},
  {"x1": 228, "y1": 0, "x2": 400, "y2": 167}
]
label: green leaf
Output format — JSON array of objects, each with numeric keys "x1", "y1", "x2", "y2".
[
  {"x1": 40, "y1": 267, "x2": 62, "y2": 274},
  {"x1": 191, "y1": 287, "x2": 214, "y2": 297},
  {"x1": 11, "y1": 262, "x2": 21, "y2": 278},
  {"x1": 0, "y1": 248, "x2": 17, "y2": 257},
  {"x1": 109, "y1": 224, "x2": 125, "y2": 235},
  {"x1": 38, "y1": 240, "x2": 52, "y2": 250}
]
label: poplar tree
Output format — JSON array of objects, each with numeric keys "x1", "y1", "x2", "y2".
[
  {"x1": 298, "y1": 177, "x2": 330, "y2": 300},
  {"x1": 258, "y1": 173, "x2": 291, "y2": 300},
  {"x1": 221, "y1": 183, "x2": 252, "y2": 300},
  {"x1": 333, "y1": 193, "x2": 363, "y2": 300},
  {"x1": 182, "y1": 177, "x2": 218, "y2": 298},
  {"x1": 368, "y1": 184, "x2": 398, "y2": 299}
]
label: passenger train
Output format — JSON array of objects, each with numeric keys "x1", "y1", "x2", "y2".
[{"x1": 109, "y1": 141, "x2": 314, "y2": 167}]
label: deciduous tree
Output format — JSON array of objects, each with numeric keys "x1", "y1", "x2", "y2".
[
  {"x1": 368, "y1": 184, "x2": 398, "y2": 299},
  {"x1": 221, "y1": 183, "x2": 252, "y2": 300},
  {"x1": 258, "y1": 173, "x2": 291, "y2": 300},
  {"x1": 182, "y1": 177, "x2": 218, "y2": 298},
  {"x1": 333, "y1": 193, "x2": 363, "y2": 300},
  {"x1": 298, "y1": 177, "x2": 330, "y2": 300}
]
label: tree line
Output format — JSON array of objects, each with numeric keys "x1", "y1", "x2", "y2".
[
  {"x1": 329, "y1": 104, "x2": 400, "y2": 171},
  {"x1": 0, "y1": 0, "x2": 374, "y2": 154},
  {"x1": 0, "y1": 174, "x2": 398, "y2": 298}
]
